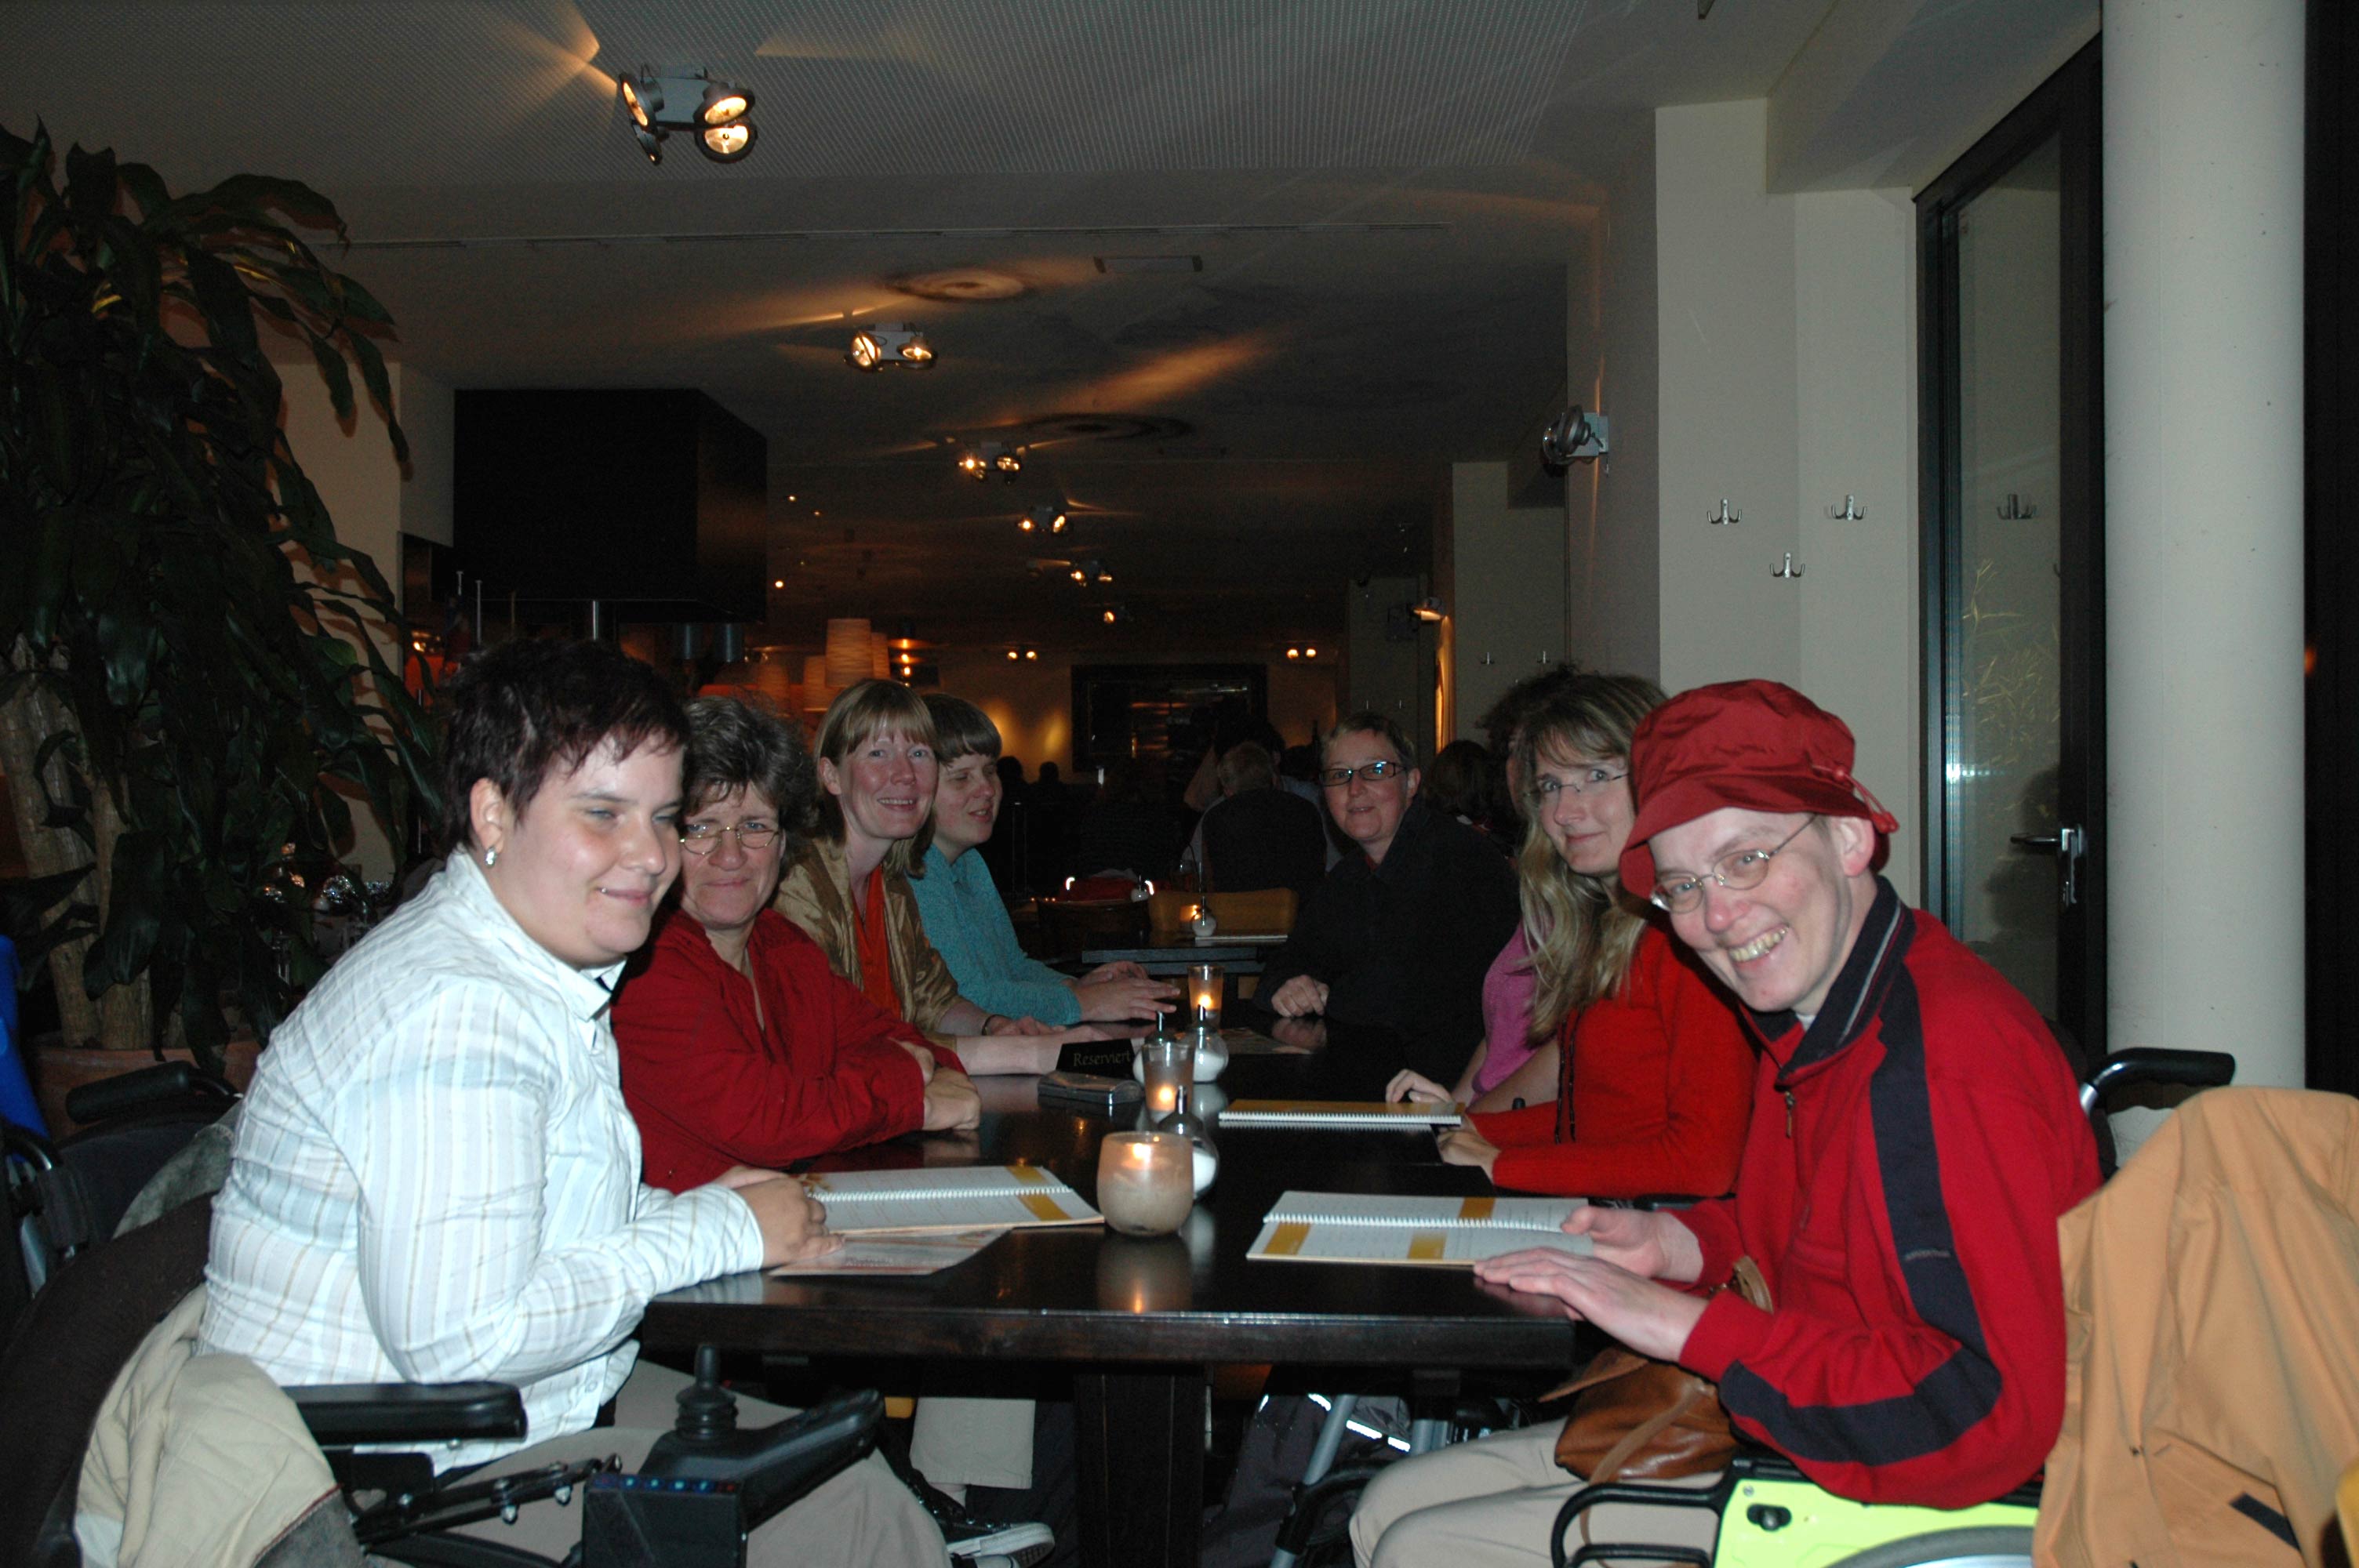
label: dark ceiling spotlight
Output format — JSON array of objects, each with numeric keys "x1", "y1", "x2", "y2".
[
  {"x1": 959, "y1": 441, "x2": 1023, "y2": 481},
  {"x1": 617, "y1": 67, "x2": 758, "y2": 165},
  {"x1": 1017, "y1": 501, "x2": 1067, "y2": 535},
  {"x1": 848, "y1": 324, "x2": 934, "y2": 371}
]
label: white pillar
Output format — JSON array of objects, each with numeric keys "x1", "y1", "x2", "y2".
[{"x1": 2103, "y1": 2, "x2": 2305, "y2": 1086}]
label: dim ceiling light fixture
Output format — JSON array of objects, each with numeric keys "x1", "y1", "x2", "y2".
[
  {"x1": 1005, "y1": 645, "x2": 1041, "y2": 661},
  {"x1": 1410, "y1": 595, "x2": 1446, "y2": 622},
  {"x1": 1284, "y1": 644, "x2": 1320, "y2": 659},
  {"x1": 848, "y1": 324, "x2": 934, "y2": 371},
  {"x1": 617, "y1": 67, "x2": 758, "y2": 165},
  {"x1": 1017, "y1": 501, "x2": 1068, "y2": 535},
  {"x1": 959, "y1": 441, "x2": 1023, "y2": 482}
]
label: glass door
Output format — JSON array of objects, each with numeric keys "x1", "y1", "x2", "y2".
[{"x1": 1919, "y1": 45, "x2": 2103, "y2": 1054}]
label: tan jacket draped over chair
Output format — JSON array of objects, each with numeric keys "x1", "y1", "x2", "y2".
[
  {"x1": 2037, "y1": 1087, "x2": 2359, "y2": 1568},
  {"x1": 773, "y1": 837, "x2": 963, "y2": 1047}
]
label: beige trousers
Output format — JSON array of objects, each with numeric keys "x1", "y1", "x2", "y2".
[
  {"x1": 1350, "y1": 1419, "x2": 1722, "y2": 1568},
  {"x1": 453, "y1": 1358, "x2": 945, "y2": 1566},
  {"x1": 910, "y1": 1396, "x2": 1037, "y2": 1491}
]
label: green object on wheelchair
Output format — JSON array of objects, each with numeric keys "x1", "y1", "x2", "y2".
[{"x1": 1712, "y1": 1469, "x2": 2033, "y2": 1566}]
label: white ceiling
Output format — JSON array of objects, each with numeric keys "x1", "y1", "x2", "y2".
[{"x1": 2, "y1": 0, "x2": 1858, "y2": 652}]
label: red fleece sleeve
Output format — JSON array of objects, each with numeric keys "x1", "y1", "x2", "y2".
[
  {"x1": 1678, "y1": 1079, "x2": 2092, "y2": 1508},
  {"x1": 1470, "y1": 1102, "x2": 1558, "y2": 1148}
]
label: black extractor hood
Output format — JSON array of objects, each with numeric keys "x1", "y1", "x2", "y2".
[{"x1": 453, "y1": 390, "x2": 765, "y2": 624}]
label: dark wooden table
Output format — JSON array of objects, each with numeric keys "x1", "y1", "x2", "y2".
[{"x1": 638, "y1": 1023, "x2": 1583, "y2": 1568}]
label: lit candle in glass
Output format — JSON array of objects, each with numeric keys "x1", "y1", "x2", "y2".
[
  {"x1": 1096, "y1": 1132, "x2": 1194, "y2": 1236},
  {"x1": 1187, "y1": 962, "x2": 1223, "y2": 1032},
  {"x1": 1137, "y1": 1033, "x2": 1196, "y2": 1117}
]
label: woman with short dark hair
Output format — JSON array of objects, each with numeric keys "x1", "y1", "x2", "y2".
[
  {"x1": 613, "y1": 696, "x2": 980, "y2": 1192},
  {"x1": 201, "y1": 640, "x2": 942, "y2": 1565}
]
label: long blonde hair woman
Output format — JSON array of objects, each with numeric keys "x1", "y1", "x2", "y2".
[{"x1": 1390, "y1": 674, "x2": 1753, "y2": 1197}]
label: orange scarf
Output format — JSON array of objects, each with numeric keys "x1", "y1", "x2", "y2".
[{"x1": 852, "y1": 865, "x2": 904, "y2": 1020}]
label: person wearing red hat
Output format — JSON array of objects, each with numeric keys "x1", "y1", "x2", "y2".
[{"x1": 1352, "y1": 681, "x2": 2099, "y2": 1566}]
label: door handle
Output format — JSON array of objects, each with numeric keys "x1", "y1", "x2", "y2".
[{"x1": 2008, "y1": 825, "x2": 2085, "y2": 909}]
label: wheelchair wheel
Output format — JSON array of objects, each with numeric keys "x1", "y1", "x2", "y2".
[{"x1": 1823, "y1": 1525, "x2": 2032, "y2": 1567}]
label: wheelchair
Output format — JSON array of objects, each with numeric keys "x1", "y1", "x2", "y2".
[
  {"x1": 3, "y1": 1142, "x2": 880, "y2": 1567},
  {"x1": 1539, "y1": 1046, "x2": 2241, "y2": 1568}
]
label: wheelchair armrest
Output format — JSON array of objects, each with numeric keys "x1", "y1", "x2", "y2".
[
  {"x1": 640, "y1": 1388, "x2": 882, "y2": 1530},
  {"x1": 285, "y1": 1381, "x2": 527, "y2": 1446},
  {"x1": 2078, "y1": 1047, "x2": 2237, "y2": 1116},
  {"x1": 62, "y1": 1062, "x2": 236, "y2": 1124}
]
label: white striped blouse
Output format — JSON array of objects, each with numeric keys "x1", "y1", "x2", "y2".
[{"x1": 198, "y1": 851, "x2": 761, "y2": 1468}]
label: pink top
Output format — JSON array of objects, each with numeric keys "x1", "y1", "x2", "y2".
[{"x1": 1470, "y1": 927, "x2": 1540, "y2": 1094}]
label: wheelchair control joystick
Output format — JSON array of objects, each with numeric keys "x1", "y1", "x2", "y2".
[{"x1": 672, "y1": 1345, "x2": 740, "y2": 1442}]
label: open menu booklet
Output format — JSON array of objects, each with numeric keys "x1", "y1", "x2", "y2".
[
  {"x1": 1246, "y1": 1192, "x2": 1596, "y2": 1267},
  {"x1": 1216, "y1": 1099, "x2": 1463, "y2": 1130},
  {"x1": 769, "y1": 1229, "x2": 1011, "y2": 1277},
  {"x1": 798, "y1": 1165, "x2": 1102, "y2": 1236}
]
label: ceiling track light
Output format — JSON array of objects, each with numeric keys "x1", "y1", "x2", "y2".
[
  {"x1": 1005, "y1": 644, "x2": 1041, "y2": 662},
  {"x1": 618, "y1": 67, "x2": 758, "y2": 167},
  {"x1": 848, "y1": 323, "x2": 935, "y2": 371},
  {"x1": 960, "y1": 441, "x2": 1023, "y2": 482},
  {"x1": 1410, "y1": 595, "x2": 1446, "y2": 622},
  {"x1": 1022, "y1": 502, "x2": 1067, "y2": 534}
]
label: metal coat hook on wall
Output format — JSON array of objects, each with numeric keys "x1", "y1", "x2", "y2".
[
  {"x1": 1996, "y1": 493, "x2": 2038, "y2": 520},
  {"x1": 1827, "y1": 495, "x2": 1866, "y2": 521},
  {"x1": 1707, "y1": 498, "x2": 1739, "y2": 526},
  {"x1": 1772, "y1": 552, "x2": 1805, "y2": 579}
]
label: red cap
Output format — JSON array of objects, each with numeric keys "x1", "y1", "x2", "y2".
[{"x1": 1619, "y1": 681, "x2": 1899, "y2": 895}]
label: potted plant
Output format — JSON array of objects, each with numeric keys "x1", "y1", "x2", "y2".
[{"x1": 0, "y1": 122, "x2": 436, "y2": 1080}]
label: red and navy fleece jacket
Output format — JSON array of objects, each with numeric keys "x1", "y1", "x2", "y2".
[{"x1": 1672, "y1": 878, "x2": 2099, "y2": 1508}]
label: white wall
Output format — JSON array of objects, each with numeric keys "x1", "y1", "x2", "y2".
[
  {"x1": 1794, "y1": 188, "x2": 1921, "y2": 903},
  {"x1": 1567, "y1": 103, "x2": 1921, "y2": 899},
  {"x1": 1654, "y1": 100, "x2": 1803, "y2": 696},
  {"x1": 1567, "y1": 129, "x2": 1661, "y2": 681},
  {"x1": 1448, "y1": 461, "x2": 1567, "y2": 736}
]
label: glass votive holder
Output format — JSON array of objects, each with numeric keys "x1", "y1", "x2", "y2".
[
  {"x1": 1096, "y1": 1131, "x2": 1195, "y2": 1236},
  {"x1": 1187, "y1": 962, "x2": 1224, "y2": 1031},
  {"x1": 1136, "y1": 1032, "x2": 1198, "y2": 1120},
  {"x1": 1189, "y1": 1022, "x2": 1229, "y2": 1082}
]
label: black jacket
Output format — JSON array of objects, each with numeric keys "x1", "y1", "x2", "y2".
[{"x1": 1259, "y1": 800, "x2": 1519, "y2": 1081}]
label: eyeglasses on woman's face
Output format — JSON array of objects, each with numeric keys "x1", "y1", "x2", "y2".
[
  {"x1": 1530, "y1": 766, "x2": 1627, "y2": 800},
  {"x1": 1319, "y1": 758, "x2": 1407, "y2": 788},
  {"x1": 679, "y1": 819, "x2": 780, "y2": 856},
  {"x1": 1648, "y1": 815, "x2": 1818, "y2": 913}
]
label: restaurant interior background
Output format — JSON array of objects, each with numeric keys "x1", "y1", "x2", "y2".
[{"x1": 1, "y1": 0, "x2": 2347, "y2": 1097}]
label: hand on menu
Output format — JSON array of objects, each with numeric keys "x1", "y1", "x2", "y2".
[
  {"x1": 1386, "y1": 1069, "x2": 1452, "y2": 1105},
  {"x1": 732, "y1": 1175, "x2": 843, "y2": 1268},
  {"x1": 1269, "y1": 975, "x2": 1329, "y2": 1016},
  {"x1": 1470, "y1": 1248, "x2": 1708, "y2": 1363}
]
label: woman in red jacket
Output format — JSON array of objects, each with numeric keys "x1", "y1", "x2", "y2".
[
  {"x1": 1387, "y1": 674, "x2": 1751, "y2": 1200},
  {"x1": 612, "y1": 697, "x2": 981, "y2": 1192}
]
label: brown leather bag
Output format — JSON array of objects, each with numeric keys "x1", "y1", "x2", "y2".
[{"x1": 1545, "y1": 1256, "x2": 1773, "y2": 1483}]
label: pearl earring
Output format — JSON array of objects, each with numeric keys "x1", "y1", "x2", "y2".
[{"x1": 484, "y1": 847, "x2": 500, "y2": 868}]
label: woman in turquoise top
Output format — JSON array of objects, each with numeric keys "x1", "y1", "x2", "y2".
[{"x1": 910, "y1": 695, "x2": 1174, "y2": 1026}]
